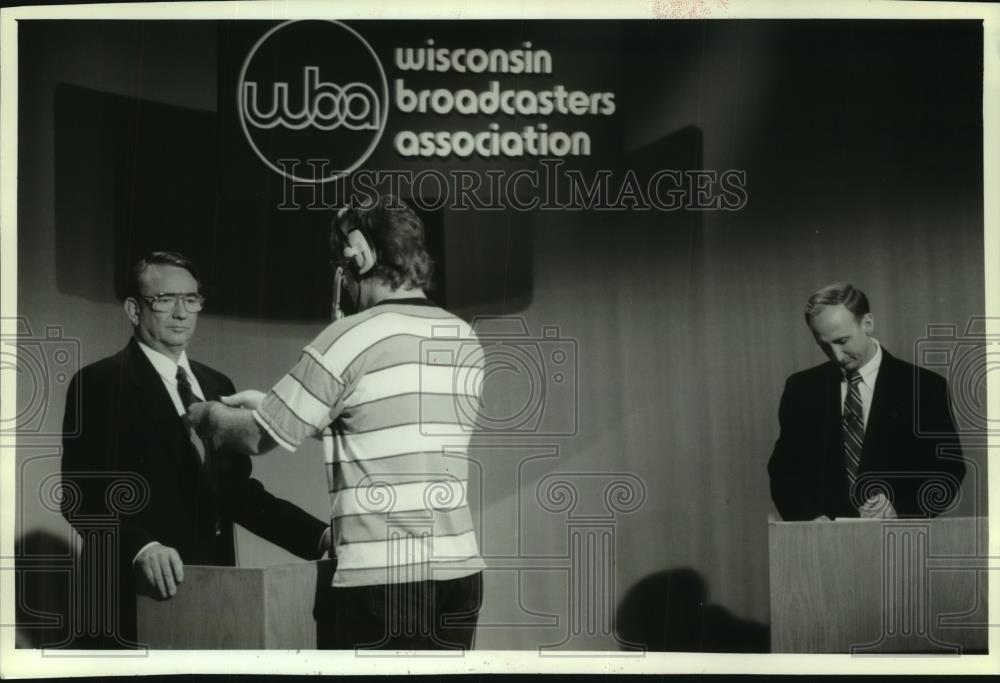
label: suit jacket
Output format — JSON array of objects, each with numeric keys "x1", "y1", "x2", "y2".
[
  {"x1": 767, "y1": 348, "x2": 965, "y2": 521},
  {"x1": 61, "y1": 338, "x2": 328, "y2": 646}
]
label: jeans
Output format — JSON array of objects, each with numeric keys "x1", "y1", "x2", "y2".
[{"x1": 317, "y1": 572, "x2": 483, "y2": 650}]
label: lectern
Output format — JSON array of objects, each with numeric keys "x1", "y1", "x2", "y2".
[
  {"x1": 136, "y1": 560, "x2": 334, "y2": 649},
  {"x1": 769, "y1": 517, "x2": 987, "y2": 653}
]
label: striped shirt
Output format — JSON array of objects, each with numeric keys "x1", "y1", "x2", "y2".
[{"x1": 253, "y1": 299, "x2": 486, "y2": 587}]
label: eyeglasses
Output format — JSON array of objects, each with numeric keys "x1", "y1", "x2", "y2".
[{"x1": 140, "y1": 292, "x2": 205, "y2": 313}]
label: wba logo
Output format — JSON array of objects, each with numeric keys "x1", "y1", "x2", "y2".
[
  {"x1": 242, "y1": 67, "x2": 380, "y2": 132},
  {"x1": 237, "y1": 20, "x2": 388, "y2": 183}
]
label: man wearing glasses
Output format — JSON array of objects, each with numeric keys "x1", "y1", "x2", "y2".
[{"x1": 60, "y1": 251, "x2": 329, "y2": 648}]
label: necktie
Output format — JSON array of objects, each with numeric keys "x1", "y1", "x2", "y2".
[
  {"x1": 176, "y1": 366, "x2": 207, "y2": 462},
  {"x1": 842, "y1": 372, "x2": 865, "y2": 490},
  {"x1": 177, "y1": 367, "x2": 224, "y2": 540},
  {"x1": 176, "y1": 365, "x2": 197, "y2": 410}
]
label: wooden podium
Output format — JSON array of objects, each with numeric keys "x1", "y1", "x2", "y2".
[
  {"x1": 136, "y1": 560, "x2": 334, "y2": 649},
  {"x1": 769, "y1": 517, "x2": 988, "y2": 653}
]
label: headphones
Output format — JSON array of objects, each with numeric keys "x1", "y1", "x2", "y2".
[{"x1": 336, "y1": 206, "x2": 377, "y2": 275}]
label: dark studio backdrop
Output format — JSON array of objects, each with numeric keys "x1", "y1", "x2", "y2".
[{"x1": 15, "y1": 19, "x2": 986, "y2": 650}]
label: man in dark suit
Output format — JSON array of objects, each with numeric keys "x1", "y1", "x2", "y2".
[
  {"x1": 61, "y1": 251, "x2": 329, "y2": 648},
  {"x1": 767, "y1": 283, "x2": 965, "y2": 521}
]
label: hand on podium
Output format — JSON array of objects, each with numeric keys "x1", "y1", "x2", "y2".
[
  {"x1": 134, "y1": 543, "x2": 185, "y2": 599},
  {"x1": 859, "y1": 492, "x2": 897, "y2": 519}
]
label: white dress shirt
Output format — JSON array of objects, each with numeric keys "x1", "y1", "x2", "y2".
[
  {"x1": 131, "y1": 340, "x2": 331, "y2": 564},
  {"x1": 136, "y1": 340, "x2": 206, "y2": 414},
  {"x1": 839, "y1": 339, "x2": 882, "y2": 430}
]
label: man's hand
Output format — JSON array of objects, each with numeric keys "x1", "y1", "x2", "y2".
[
  {"x1": 186, "y1": 398, "x2": 276, "y2": 455},
  {"x1": 134, "y1": 543, "x2": 184, "y2": 599},
  {"x1": 319, "y1": 526, "x2": 333, "y2": 558},
  {"x1": 187, "y1": 400, "x2": 219, "y2": 439},
  {"x1": 221, "y1": 390, "x2": 266, "y2": 411},
  {"x1": 811, "y1": 515, "x2": 832, "y2": 522},
  {"x1": 859, "y1": 492, "x2": 898, "y2": 519}
]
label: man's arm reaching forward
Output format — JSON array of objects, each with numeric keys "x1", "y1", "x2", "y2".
[{"x1": 188, "y1": 390, "x2": 276, "y2": 455}]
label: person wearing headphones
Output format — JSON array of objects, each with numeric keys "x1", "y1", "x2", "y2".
[{"x1": 188, "y1": 195, "x2": 486, "y2": 650}]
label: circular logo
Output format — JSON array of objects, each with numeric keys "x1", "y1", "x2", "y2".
[{"x1": 238, "y1": 20, "x2": 389, "y2": 184}]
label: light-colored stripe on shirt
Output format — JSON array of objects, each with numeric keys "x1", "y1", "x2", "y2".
[
  {"x1": 316, "y1": 314, "x2": 474, "y2": 378},
  {"x1": 333, "y1": 423, "x2": 471, "y2": 462},
  {"x1": 271, "y1": 371, "x2": 332, "y2": 432},
  {"x1": 346, "y1": 363, "x2": 482, "y2": 408},
  {"x1": 334, "y1": 529, "x2": 481, "y2": 570},
  {"x1": 331, "y1": 479, "x2": 467, "y2": 518}
]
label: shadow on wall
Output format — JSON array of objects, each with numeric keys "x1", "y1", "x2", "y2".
[
  {"x1": 616, "y1": 567, "x2": 770, "y2": 652},
  {"x1": 14, "y1": 530, "x2": 73, "y2": 649}
]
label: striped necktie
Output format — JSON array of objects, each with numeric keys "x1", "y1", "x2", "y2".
[{"x1": 842, "y1": 372, "x2": 865, "y2": 489}]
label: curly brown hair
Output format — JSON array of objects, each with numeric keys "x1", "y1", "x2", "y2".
[{"x1": 331, "y1": 195, "x2": 434, "y2": 291}]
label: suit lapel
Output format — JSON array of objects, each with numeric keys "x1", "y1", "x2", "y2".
[
  {"x1": 124, "y1": 339, "x2": 202, "y2": 467},
  {"x1": 863, "y1": 348, "x2": 902, "y2": 466},
  {"x1": 822, "y1": 362, "x2": 843, "y2": 462},
  {"x1": 190, "y1": 363, "x2": 220, "y2": 402}
]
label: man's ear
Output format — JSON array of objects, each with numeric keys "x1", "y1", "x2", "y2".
[
  {"x1": 124, "y1": 298, "x2": 140, "y2": 326},
  {"x1": 862, "y1": 312, "x2": 875, "y2": 335}
]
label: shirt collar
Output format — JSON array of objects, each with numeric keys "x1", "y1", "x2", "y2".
[
  {"x1": 135, "y1": 338, "x2": 195, "y2": 386},
  {"x1": 845, "y1": 338, "x2": 882, "y2": 387},
  {"x1": 370, "y1": 297, "x2": 436, "y2": 308}
]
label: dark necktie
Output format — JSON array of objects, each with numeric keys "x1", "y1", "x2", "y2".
[
  {"x1": 177, "y1": 366, "x2": 224, "y2": 541},
  {"x1": 176, "y1": 366, "x2": 207, "y2": 462},
  {"x1": 176, "y1": 365, "x2": 197, "y2": 410},
  {"x1": 842, "y1": 372, "x2": 865, "y2": 490}
]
